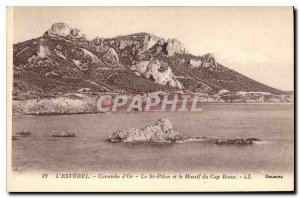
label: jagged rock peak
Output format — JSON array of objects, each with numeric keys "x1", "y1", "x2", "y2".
[
  {"x1": 115, "y1": 32, "x2": 162, "y2": 40},
  {"x1": 44, "y1": 22, "x2": 86, "y2": 39},
  {"x1": 166, "y1": 38, "x2": 187, "y2": 56},
  {"x1": 117, "y1": 34, "x2": 188, "y2": 56},
  {"x1": 114, "y1": 32, "x2": 165, "y2": 53}
]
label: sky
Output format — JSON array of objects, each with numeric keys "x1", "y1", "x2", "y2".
[{"x1": 12, "y1": 7, "x2": 294, "y2": 91}]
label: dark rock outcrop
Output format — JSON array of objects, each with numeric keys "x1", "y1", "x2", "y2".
[
  {"x1": 12, "y1": 136, "x2": 21, "y2": 141},
  {"x1": 192, "y1": 137, "x2": 261, "y2": 145},
  {"x1": 215, "y1": 138, "x2": 260, "y2": 145},
  {"x1": 13, "y1": 130, "x2": 32, "y2": 140}
]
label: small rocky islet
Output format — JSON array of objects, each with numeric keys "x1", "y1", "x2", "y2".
[
  {"x1": 12, "y1": 130, "x2": 32, "y2": 141},
  {"x1": 12, "y1": 130, "x2": 76, "y2": 140},
  {"x1": 52, "y1": 131, "x2": 76, "y2": 137},
  {"x1": 107, "y1": 118, "x2": 261, "y2": 145},
  {"x1": 107, "y1": 118, "x2": 190, "y2": 143},
  {"x1": 16, "y1": 130, "x2": 32, "y2": 136}
]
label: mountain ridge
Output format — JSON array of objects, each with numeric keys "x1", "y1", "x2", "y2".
[{"x1": 13, "y1": 22, "x2": 291, "y2": 102}]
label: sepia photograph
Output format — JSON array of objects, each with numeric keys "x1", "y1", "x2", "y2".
[{"x1": 6, "y1": 6, "x2": 294, "y2": 192}]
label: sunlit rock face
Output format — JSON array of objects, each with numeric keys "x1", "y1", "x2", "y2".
[
  {"x1": 130, "y1": 59, "x2": 183, "y2": 89},
  {"x1": 189, "y1": 54, "x2": 218, "y2": 69},
  {"x1": 45, "y1": 22, "x2": 85, "y2": 38},
  {"x1": 102, "y1": 48, "x2": 120, "y2": 66},
  {"x1": 37, "y1": 45, "x2": 51, "y2": 58},
  {"x1": 165, "y1": 39, "x2": 187, "y2": 56},
  {"x1": 142, "y1": 34, "x2": 161, "y2": 51},
  {"x1": 189, "y1": 59, "x2": 202, "y2": 68},
  {"x1": 202, "y1": 53, "x2": 217, "y2": 67}
]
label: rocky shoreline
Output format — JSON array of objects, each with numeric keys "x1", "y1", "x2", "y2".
[
  {"x1": 12, "y1": 90, "x2": 293, "y2": 115},
  {"x1": 12, "y1": 94, "x2": 97, "y2": 115}
]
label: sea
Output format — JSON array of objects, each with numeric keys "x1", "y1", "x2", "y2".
[{"x1": 12, "y1": 103, "x2": 294, "y2": 174}]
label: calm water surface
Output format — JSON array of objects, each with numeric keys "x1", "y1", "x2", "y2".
[{"x1": 12, "y1": 103, "x2": 294, "y2": 174}]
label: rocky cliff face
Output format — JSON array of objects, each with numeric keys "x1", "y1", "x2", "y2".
[
  {"x1": 165, "y1": 39, "x2": 187, "y2": 56},
  {"x1": 130, "y1": 59, "x2": 183, "y2": 89},
  {"x1": 13, "y1": 22, "x2": 289, "y2": 101}
]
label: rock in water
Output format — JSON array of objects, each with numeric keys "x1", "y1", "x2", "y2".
[
  {"x1": 107, "y1": 119, "x2": 261, "y2": 145},
  {"x1": 12, "y1": 136, "x2": 21, "y2": 141},
  {"x1": 52, "y1": 131, "x2": 76, "y2": 137},
  {"x1": 215, "y1": 138, "x2": 261, "y2": 145},
  {"x1": 107, "y1": 118, "x2": 190, "y2": 143},
  {"x1": 16, "y1": 130, "x2": 32, "y2": 136}
]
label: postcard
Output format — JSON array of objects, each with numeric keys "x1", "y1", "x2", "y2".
[{"x1": 7, "y1": 6, "x2": 294, "y2": 192}]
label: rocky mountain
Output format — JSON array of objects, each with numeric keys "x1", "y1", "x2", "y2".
[{"x1": 13, "y1": 22, "x2": 289, "y2": 101}]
